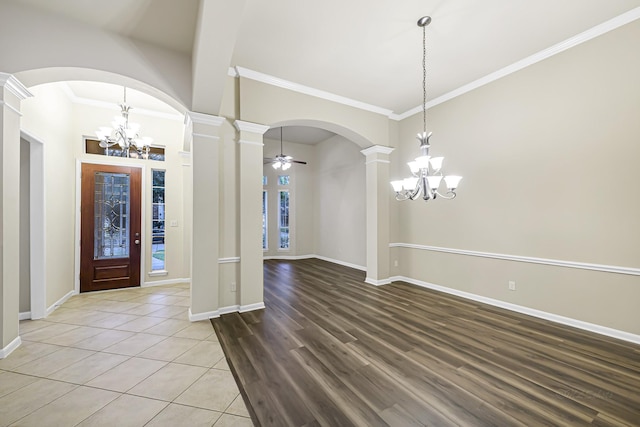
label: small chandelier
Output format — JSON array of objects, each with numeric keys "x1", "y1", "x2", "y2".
[
  {"x1": 95, "y1": 87, "x2": 153, "y2": 159},
  {"x1": 391, "y1": 16, "x2": 462, "y2": 201}
]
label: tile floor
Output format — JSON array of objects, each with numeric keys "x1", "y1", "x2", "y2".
[{"x1": 0, "y1": 283, "x2": 253, "y2": 427}]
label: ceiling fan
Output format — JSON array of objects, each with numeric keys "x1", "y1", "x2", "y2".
[{"x1": 264, "y1": 127, "x2": 307, "y2": 170}]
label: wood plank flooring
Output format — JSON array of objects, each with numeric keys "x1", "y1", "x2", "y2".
[{"x1": 212, "y1": 259, "x2": 640, "y2": 426}]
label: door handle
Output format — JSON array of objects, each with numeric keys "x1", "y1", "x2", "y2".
[{"x1": 135, "y1": 239, "x2": 140, "y2": 245}]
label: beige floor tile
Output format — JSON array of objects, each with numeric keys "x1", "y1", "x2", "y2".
[
  {"x1": 95, "y1": 290, "x2": 142, "y2": 302},
  {"x1": 13, "y1": 347, "x2": 95, "y2": 377},
  {"x1": 213, "y1": 413, "x2": 253, "y2": 427},
  {"x1": 212, "y1": 357, "x2": 231, "y2": 371},
  {"x1": 44, "y1": 307, "x2": 87, "y2": 322},
  {"x1": 0, "y1": 342, "x2": 62, "y2": 371},
  {"x1": 60, "y1": 310, "x2": 113, "y2": 326},
  {"x1": 146, "y1": 403, "x2": 222, "y2": 427},
  {"x1": 127, "y1": 293, "x2": 171, "y2": 304},
  {"x1": 174, "y1": 321, "x2": 216, "y2": 340},
  {"x1": 74, "y1": 329, "x2": 135, "y2": 351},
  {"x1": 143, "y1": 318, "x2": 191, "y2": 336},
  {"x1": 48, "y1": 352, "x2": 129, "y2": 384},
  {"x1": 18, "y1": 319, "x2": 55, "y2": 334},
  {"x1": 174, "y1": 340, "x2": 225, "y2": 368},
  {"x1": 152, "y1": 295, "x2": 187, "y2": 306},
  {"x1": 0, "y1": 371, "x2": 39, "y2": 398},
  {"x1": 137, "y1": 336, "x2": 200, "y2": 361},
  {"x1": 40, "y1": 325, "x2": 106, "y2": 346},
  {"x1": 122, "y1": 303, "x2": 166, "y2": 316},
  {"x1": 11, "y1": 385, "x2": 119, "y2": 427},
  {"x1": 148, "y1": 305, "x2": 189, "y2": 319},
  {"x1": 128, "y1": 363, "x2": 207, "y2": 401},
  {"x1": 226, "y1": 395, "x2": 251, "y2": 418},
  {"x1": 114, "y1": 316, "x2": 166, "y2": 332},
  {"x1": 85, "y1": 312, "x2": 140, "y2": 329},
  {"x1": 102, "y1": 332, "x2": 166, "y2": 356},
  {"x1": 59, "y1": 296, "x2": 94, "y2": 308},
  {"x1": 174, "y1": 369, "x2": 239, "y2": 412},
  {"x1": 76, "y1": 393, "x2": 168, "y2": 427},
  {"x1": 173, "y1": 289, "x2": 191, "y2": 297},
  {"x1": 86, "y1": 357, "x2": 167, "y2": 392},
  {"x1": 172, "y1": 297, "x2": 191, "y2": 307},
  {"x1": 0, "y1": 378, "x2": 77, "y2": 427},
  {"x1": 94, "y1": 300, "x2": 142, "y2": 313},
  {"x1": 20, "y1": 322, "x2": 79, "y2": 342}
]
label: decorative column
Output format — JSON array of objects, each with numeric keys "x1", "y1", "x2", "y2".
[
  {"x1": 0, "y1": 73, "x2": 31, "y2": 358},
  {"x1": 361, "y1": 145, "x2": 394, "y2": 286},
  {"x1": 234, "y1": 120, "x2": 269, "y2": 312},
  {"x1": 185, "y1": 112, "x2": 225, "y2": 321}
]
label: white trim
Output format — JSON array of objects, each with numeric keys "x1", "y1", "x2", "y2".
[
  {"x1": 0, "y1": 100, "x2": 22, "y2": 116},
  {"x1": 234, "y1": 120, "x2": 270, "y2": 135},
  {"x1": 0, "y1": 72, "x2": 33, "y2": 100},
  {"x1": 188, "y1": 308, "x2": 220, "y2": 322},
  {"x1": 240, "y1": 302, "x2": 265, "y2": 313},
  {"x1": 219, "y1": 305, "x2": 240, "y2": 315},
  {"x1": 392, "y1": 7, "x2": 640, "y2": 120},
  {"x1": 313, "y1": 255, "x2": 366, "y2": 271},
  {"x1": 389, "y1": 275, "x2": 640, "y2": 345},
  {"x1": 234, "y1": 67, "x2": 393, "y2": 117},
  {"x1": 365, "y1": 277, "x2": 392, "y2": 286},
  {"x1": 365, "y1": 159, "x2": 391, "y2": 165},
  {"x1": 360, "y1": 145, "x2": 394, "y2": 156},
  {"x1": 390, "y1": 243, "x2": 640, "y2": 276},
  {"x1": 219, "y1": 257, "x2": 240, "y2": 264},
  {"x1": 142, "y1": 277, "x2": 190, "y2": 287},
  {"x1": 237, "y1": 139, "x2": 264, "y2": 147},
  {"x1": 19, "y1": 312, "x2": 32, "y2": 321},
  {"x1": 0, "y1": 336, "x2": 22, "y2": 359},
  {"x1": 263, "y1": 254, "x2": 315, "y2": 261},
  {"x1": 186, "y1": 111, "x2": 226, "y2": 127},
  {"x1": 21, "y1": 130, "x2": 47, "y2": 320},
  {"x1": 147, "y1": 270, "x2": 169, "y2": 277},
  {"x1": 192, "y1": 133, "x2": 220, "y2": 141},
  {"x1": 178, "y1": 151, "x2": 191, "y2": 158},
  {"x1": 46, "y1": 290, "x2": 75, "y2": 317}
]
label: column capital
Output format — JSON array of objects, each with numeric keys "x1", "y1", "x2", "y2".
[
  {"x1": 0, "y1": 73, "x2": 32, "y2": 100},
  {"x1": 184, "y1": 111, "x2": 226, "y2": 127},
  {"x1": 234, "y1": 120, "x2": 270, "y2": 135},
  {"x1": 360, "y1": 145, "x2": 394, "y2": 157}
]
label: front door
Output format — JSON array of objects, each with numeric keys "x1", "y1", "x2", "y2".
[{"x1": 81, "y1": 163, "x2": 142, "y2": 292}]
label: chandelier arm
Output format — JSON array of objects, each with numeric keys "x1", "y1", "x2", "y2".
[{"x1": 434, "y1": 190, "x2": 457, "y2": 200}]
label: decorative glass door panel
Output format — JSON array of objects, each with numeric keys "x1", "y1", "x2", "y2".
[
  {"x1": 94, "y1": 172, "x2": 130, "y2": 259},
  {"x1": 81, "y1": 164, "x2": 141, "y2": 292}
]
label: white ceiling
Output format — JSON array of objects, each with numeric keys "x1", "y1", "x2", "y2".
[{"x1": 9, "y1": 0, "x2": 640, "y2": 115}]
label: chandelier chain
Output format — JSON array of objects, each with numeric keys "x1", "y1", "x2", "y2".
[{"x1": 422, "y1": 23, "x2": 427, "y2": 135}]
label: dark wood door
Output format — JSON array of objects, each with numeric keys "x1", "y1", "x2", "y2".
[{"x1": 81, "y1": 163, "x2": 141, "y2": 292}]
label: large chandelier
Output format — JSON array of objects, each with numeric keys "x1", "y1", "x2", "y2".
[
  {"x1": 95, "y1": 87, "x2": 153, "y2": 159},
  {"x1": 391, "y1": 16, "x2": 462, "y2": 201}
]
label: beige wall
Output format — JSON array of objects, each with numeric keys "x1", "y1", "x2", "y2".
[
  {"x1": 391, "y1": 20, "x2": 640, "y2": 335},
  {"x1": 21, "y1": 84, "x2": 76, "y2": 307},
  {"x1": 314, "y1": 135, "x2": 366, "y2": 267}
]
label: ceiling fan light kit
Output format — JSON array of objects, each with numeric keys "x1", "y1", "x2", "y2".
[
  {"x1": 265, "y1": 127, "x2": 307, "y2": 170},
  {"x1": 391, "y1": 16, "x2": 462, "y2": 202}
]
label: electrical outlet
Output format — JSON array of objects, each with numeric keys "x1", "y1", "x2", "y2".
[
  {"x1": 170, "y1": 220, "x2": 178, "y2": 227},
  {"x1": 508, "y1": 280, "x2": 516, "y2": 291},
  {"x1": 230, "y1": 282, "x2": 236, "y2": 292},
  {"x1": 394, "y1": 260, "x2": 398, "y2": 267}
]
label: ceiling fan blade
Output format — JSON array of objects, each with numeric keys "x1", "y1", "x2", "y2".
[
  {"x1": 291, "y1": 160, "x2": 307, "y2": 165},
  {"x1": 263, "y1": 158, "x2": 276, "y2": 164}
]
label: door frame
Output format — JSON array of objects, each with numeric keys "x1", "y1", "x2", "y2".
[{"x1": 75, "y1": 159, "x2": 147, "y2": 294}]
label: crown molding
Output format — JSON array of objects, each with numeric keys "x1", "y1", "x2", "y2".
[
  {"x1": 360, "y1": 145, "x2": 394, "y2": 156},
  {"x1": 233, "y1": 66, "x2": 393, "y2": 117},
  {"x1": 185, "y1": 111, "x2": 226, "y2": 127},
  {"x1": 0, "y1": 73, "x2": 32, "y2": 100},
  {"x1": 392, "y1": 6, "x2": 640, "y2": 121},
  {"x1": 234, "y1": 120, "x2": 270, "y2": 135}
]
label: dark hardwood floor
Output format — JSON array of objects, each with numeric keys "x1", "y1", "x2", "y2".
[{"x1": 212, "y1": 259, "x2": 640, "y2": 426}]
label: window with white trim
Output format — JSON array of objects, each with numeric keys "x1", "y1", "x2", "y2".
[
  {"x1": 278, "y1": 190, "x2": 290, "y2": 250},
  {"x1": 151, "y1": 169, "x2": 166, "y2": 271}
]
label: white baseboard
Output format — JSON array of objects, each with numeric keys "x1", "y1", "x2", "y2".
[
  {"x1": 240, "y1": 302, "x2": 265, "y2": 312},
  {"x1": 19, "y1": 312, "x2": 32, "y2": 321},
  {"x1": 365, "y1": 277, "x2": 391, "y2": 286},
  {"x1": 0, "y1": 336, "x2": 22, "y2": 359},
  {"x1": 46, "y1": 290, "x2": 75, "y2": 317},
  {"x1": 390, "y1": 275, "x2": 640, "y2": 345},
  {"x1": 142, "y1": 277, "x2": 190, "y2": 288},
  {"x1": 263, "y1": 254, "x2": 315, "y2": 261},
  {"x1": 188, "y1": 301, "x2": 266, "y2": 322}
]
